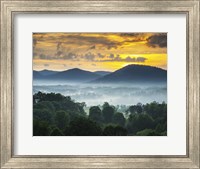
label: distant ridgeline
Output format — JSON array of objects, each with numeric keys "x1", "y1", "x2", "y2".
[
  {"x1": 33, "y1": 92, "x2": 167, "y2": 136},
  {"x1": 33, "y1": 64, "x2": 167, "y2": 84}
]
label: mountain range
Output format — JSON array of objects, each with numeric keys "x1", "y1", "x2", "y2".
[
  {"x1": 33, "y1": 64, "x2": 167, "y2": 84},
  {"x1": 92, "y1": 64, "x2": 167, "y2": 84}
]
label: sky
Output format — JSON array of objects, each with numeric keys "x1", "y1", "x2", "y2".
[{"x1": 33, "y1": 33, "x2": 167, "y2": 72}]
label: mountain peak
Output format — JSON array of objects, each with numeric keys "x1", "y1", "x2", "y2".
[
  {"x1": 33, "y1": 65, "x2": 167, "y2": 84},
  {"x1": 35, "y1": 68, "x2": 101, "y2": 82},
  {"x1": 121, "y1": 64, "x2": 164, "y2": 70},
  {"x1": 70, "y1": 68, "x2": 81, "y2": 71},
  {"x1": 92, "y1": 64, "x2": 167, "y2": 84},
  {"x1": 64, "y1": 68, "x2": 85, "y2": 72}
]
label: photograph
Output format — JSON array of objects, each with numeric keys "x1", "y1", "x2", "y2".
[
  {"x1": 33, "y1": 33, "x2": 167, "y2": 136},
  {"x1": 1, "y1": 0, "x2": 199, "y2": 168}
]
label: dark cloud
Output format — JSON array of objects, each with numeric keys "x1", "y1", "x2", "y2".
[
  {"x1": 147, "y1": 34, "x2": 167, "y2": 48},
  {"x1": 56, "y1": 42, "x2": 63, "y2": 57},
  {"x1": 88, "y1": 45, "x2": 96, "y2": 50},
  {"x1": 136, "y1": 57, "x2": 147, "y2": 62},
  {"x1": 114, "y1": 55, "x2": 121, "y2": 61},
  {"x1": 84, "y1": 53, "x2": 95, "y2": 61},
  {"x1": 34, "y1": 33, "x2": 122, "y2": 53},
  {"x1": 33, "y1": 38, "x2": 38, "y2": 53},
  {"x1": 107, "y1": 45, "x2": 118, "y2": 50},
  {"x1": 125, "y1": 56, "x2": 136, "y2": 62},
  {"x1": 33, "y1": 34, "x2": 44, "y2": 50},
  {"x1": 109, "y1": 53, "x2": 115, "y2": 59},
  {"x1": 56, "y1": 51, "x2": 63, "y2": 57},
  {"x1": 44, "y1": 64, "x2": 49, "y2": 67},
  {"x1": 66, "y1": 34, "x2": 120, "y2": 50},
  {"x1": 64, "y1": 53, "x2": 77, "y2": 60},
  {"x1": 57, "y1": 42, "x2": 62, "y2": 51},
  {"x1": 39, "y1": 54, "x2": 47, "y2": 59},
  {"x1": 102, "y1": 56, "x2": 147, "y2": 63},
  {"x1": 38, "y1": 54, "x2": 53, "y2": 60},
  {"x1": 119, "y1": 33, "x2": 148, "y2": 43},
  {"x1": 98, "y1": 53, "x2": 105, "y2": 58},
  {"x1": 120, "y1": 33, "x2": 142, "y2": 37},
  {"x1": 33, "y1": 52, "x2": 37, "y2": 58},
  {"x1": 33, "y1": 39, "x2": 37, "y2": 48}
]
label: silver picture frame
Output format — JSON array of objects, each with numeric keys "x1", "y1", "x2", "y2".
[{"x1": 0, "y1": 0, "x2": 199, "y2": 168}]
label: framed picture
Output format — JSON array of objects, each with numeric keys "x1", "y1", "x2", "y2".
[
  {"x1": 33, "y1": 32, "x2": 168, "y2": 137},
  {"x1": 0, "y1": 0, "x2": 199, "y2": 168}
]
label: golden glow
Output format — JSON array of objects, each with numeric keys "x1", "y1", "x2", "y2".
[{"x1": 33, "y1": 33, "x2": 167, "y2": 71}]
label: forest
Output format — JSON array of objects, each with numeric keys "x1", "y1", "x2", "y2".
[{"x1": 33, "y1": 92, "x2": 167, "y2": 136}]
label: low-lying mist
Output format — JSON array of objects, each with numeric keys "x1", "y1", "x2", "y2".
[{"x1": 33, "y1": 80, "x2": 167, "y2": 106}]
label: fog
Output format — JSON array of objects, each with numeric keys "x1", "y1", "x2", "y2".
[{"x1": 33, "y1": 80, "x2": 167, "y2": 106}]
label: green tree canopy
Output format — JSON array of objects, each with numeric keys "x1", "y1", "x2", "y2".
[
  {"x1": 126, "y1": 103, "x2": 143, "y2": 115},
  {"x1": 50, "y1": 127, "x2": 64, "y2": 136},
  {"x1": 89, "y1": 106, "x2": 102, "y2": 123},
  {"x1": 136, "y1": 129, "x2": 159, "y2": 136},
  {"x1": 112, "y1": 112, "x2": 125, "y2": 127},
  {"x1": 33, "y1": 108, "x2": 53, "y2": 124},
  {"x1": 66, "y1": 117, "x2": 102, "y2": 136},
  {"x1": 33, "y1": 120, "x2": 51, "y2": 136},
  {"x1": 102, "y1": 105, "x2": 115, "y2": 123},
  {"x1": 55, "y1": 110, "x2": 70, "y2": 131},
  {"x1": 127, "y1": 113, "x2": 154, "y2": 135},
  {"x1": 103, "y1": 125, "x2": 127, "y2": 136},
  {"x1": 33, "y1": 92, "x2": 167, "y2": 136}
]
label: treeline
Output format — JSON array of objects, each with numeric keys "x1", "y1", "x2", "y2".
[{"x1": 33, "y1": 92, "x2": 167, "y2": 136}]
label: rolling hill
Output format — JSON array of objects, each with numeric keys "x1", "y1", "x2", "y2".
[
  {"x1": 37, "y1": 69, "x2": 59, "y2": 76},
  {"x1": 33, "y1": 65, "x2": 167, "y2": 84},
  {"x1": 34, "y1": 68, "x2": 101, "y2": 82},
  {"x1": 92, "y1": 64, "x2": 167, "y2": 84},
  {"x1": 94, "y1": 71, "x2": 112, "y2": 76},
  {"x1": 33, "y1": 70, "x2": 43, "y2": 79}
]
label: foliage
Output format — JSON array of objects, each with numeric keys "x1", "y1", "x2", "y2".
[
  {"x1": 33, "y1": 92, "x2": 167, "y2": 136},
  {"x1": 55, "y1": 110, "x2": 70, "y2": 131},
  {"x1": 65, "y1": 117, "x2": 102, "y2": 136},
  {"x1": 127, "y1": 113, "x2": 154, "y2": 135},
  {"x1": 33, "y1": 119, "x2": 51, "y2": 136},
  {"x1": 33, "y1": 108, "x2": 53, "y2": 124},
  {"x1": 89, "y1": 106, "x2": 102, "y2": 123},
  {"x1": 50, "y1": 127, "x2": 64, "y2": 136},
  {"x1": 103, "y1": 125, "x2": 127, "y2": 136},
  {"x1": 136, "y1": 129, "x2": 158, "y2": 136},
  {"x1": 126, "y1": 103, "x2": 143, "y2": 114},
  {"x1": 102, "y1": 103, "x2": 115, "y2": 123},
  {"x1": 112, "y1": 112, "x2": 125, "y2": 127}
]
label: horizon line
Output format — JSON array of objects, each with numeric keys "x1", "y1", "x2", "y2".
[{"x1": 33, "y1": 64, "x2": 167, "y2": 72}]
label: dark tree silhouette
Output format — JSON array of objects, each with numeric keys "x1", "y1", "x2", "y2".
[
  {"x1": 50, "y1": 127, "x2": 64, "y2": 136},
  {"x1": 33, "y1": 108, "x2": 53, "y2": 124},
  {"x1": 89, "y1": 106, "x2": 102, "y2": 123},
  {"x1": 66, "y1": 117, "x2": 102, "y2": 136},
  {"x1": 126, "y1": 103, "x2": 143, "y2": 115},
  {"x1": 102, "y1": 105, "x2": 115, "y2": 123},
  {"x1": 103, "y1": 125, "x2": 127, "y2": 136},
  {"x1": 55, "y1": 110, "x2": 70, "y2": 131},
  {"x1": 112, "y1": 112, "x2": 125, "y2": 127},
  {"x1": 136, "y1": 103, "x2": 143, "y2": 114},
  {"x1": 33, "y1": 120, "x2": 51, "y2": 136},
  {"x1": 33, "y1": 92, "x2": 167, "y2": 136},
  {"x1": 136, "y1": 129, "x2": 159, "y2": 136},
  {"x1": 127, "y1": 113, "x2": 154, "y2": 135}
]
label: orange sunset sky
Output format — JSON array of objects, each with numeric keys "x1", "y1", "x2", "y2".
[{"x1": 33, "y1": 33, "x2": 167, "y2": 72}]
